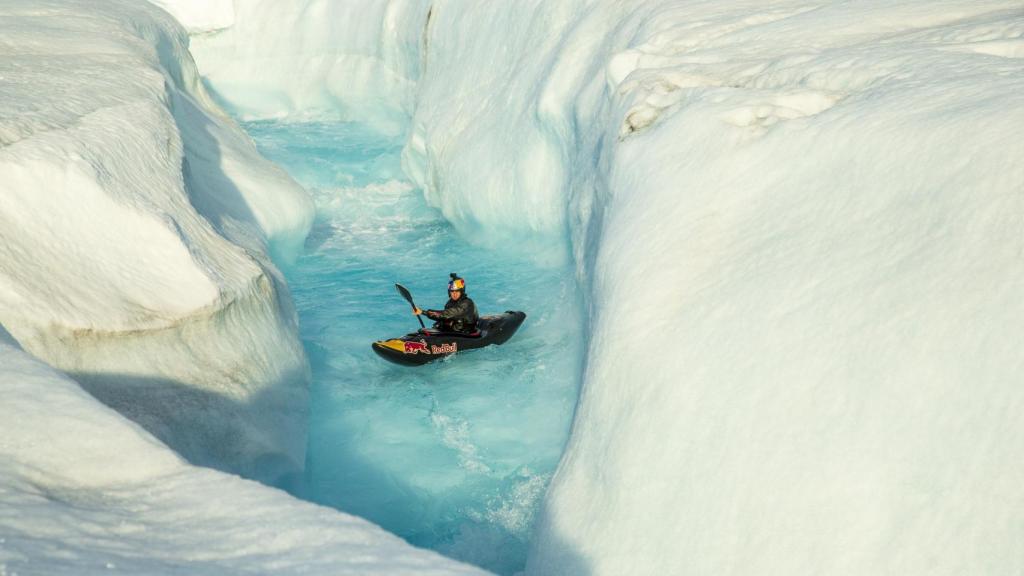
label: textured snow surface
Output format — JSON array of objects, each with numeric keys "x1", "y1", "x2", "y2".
[
  {"x1": 0, "y1": 0, "x2": 313, "y2": 482},
  {"x1": 189, "y1": 1, "x2": 1024, "y2": 574},
  {"x1": 0, "y1": 329, "x2": 487, "y2": 576}
]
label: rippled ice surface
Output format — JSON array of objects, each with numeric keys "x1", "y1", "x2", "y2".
[{"x1": 244, "y1": 121, "x2": 583, "y2": 574}]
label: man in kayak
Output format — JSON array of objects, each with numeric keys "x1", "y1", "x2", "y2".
[{"x1": 414, "y1": 273, "x2": 479, "y2": 334}]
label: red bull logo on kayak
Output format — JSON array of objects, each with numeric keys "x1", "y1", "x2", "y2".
[
  {"x1": 404, "y1": 340, "x2": 431, "y2": 354},
  {"x1": 401, "y1": 340, "x2": 457, "y2": 355}
]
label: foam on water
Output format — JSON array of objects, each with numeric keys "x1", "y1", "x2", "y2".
[{"x1": 244, "y1": 120, "x2": 583, "y2": 575}]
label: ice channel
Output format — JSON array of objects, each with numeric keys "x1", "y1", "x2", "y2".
[{"x1": 244, "y1": 120, "x2": 583, "y2": 575}]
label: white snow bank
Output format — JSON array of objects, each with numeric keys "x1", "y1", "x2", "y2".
[
  {"x1": 0, "y1": 0, "x2": 314, "y2": 482},
  {"x1": 520, "y1": 3, "x2": 1024, "y2": 575},
  {"x1": 0, "y1": 330, "x2": 487, "y2": 576}
]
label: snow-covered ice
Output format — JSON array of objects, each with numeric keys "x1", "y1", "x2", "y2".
[
  {"x1": 523, "y1": 4, "x2": 1024, "y2": 574},
  {"x1": 0, "y1": 327, "x2": 486, "y2": 576},
  {"x1": 0, "y1": 0, "x2": 313, "y2": 482}
]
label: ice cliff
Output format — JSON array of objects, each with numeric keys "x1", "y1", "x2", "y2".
[
  {"x1": 188, "y1": 1, "x2": 1024, "y2": 574},
  {"x1": 0, "y1": 0, "x2": 313, "y2": 483}
]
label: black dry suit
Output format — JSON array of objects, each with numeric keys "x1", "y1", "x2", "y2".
[{"x1": 426, "y1": 295, "x2": 479, "y2": 333}]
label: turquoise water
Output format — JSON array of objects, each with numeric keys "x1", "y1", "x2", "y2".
[{"x1": 244, "y1": 120, "x2": 582, "y2": 574}]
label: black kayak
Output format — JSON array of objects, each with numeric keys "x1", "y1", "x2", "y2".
[{"x1": 372, "y1": 311, "x2": 526, "y2": 366}]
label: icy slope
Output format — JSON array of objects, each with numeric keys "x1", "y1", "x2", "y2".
[
  {"x1": 0, "y1": 328, "x2": 487, "y2": 576},
  {"x1": 498, "y1": 3, "x2": 1023, "y2": 575},
  {"x1": 0, "y1": 0, "x2": 313, "y2": 482}
]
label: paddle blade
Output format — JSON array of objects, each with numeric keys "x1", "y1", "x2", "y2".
[
  {"x1": 396, "y1": 283, "x2": 426, "y2": 328},
  {"x1": 395, "y1": 283, "x2": 415, "y2": 306}
]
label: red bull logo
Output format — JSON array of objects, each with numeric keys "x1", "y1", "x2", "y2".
[{"x1": 404, "y1": 340, "x2": 431, "y2": 354}]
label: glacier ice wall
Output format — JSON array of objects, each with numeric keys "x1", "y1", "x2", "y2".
[
  {"x1": 0, "y1": 0, "x2": 314, "y2": 483},
  {"x1": 186, "y1": 0, "x2": 430, "y2": 130},
  {"x1": 163, "y1": 0, "x2": 1024, "y2": 573},
  {"x1": 0, "y1": 326, "x2": 486, "y2": 576}
]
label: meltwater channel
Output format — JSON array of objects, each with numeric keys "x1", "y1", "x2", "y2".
[{"x1": 244, "y1": 120, "x2": 583, "y2": 574}]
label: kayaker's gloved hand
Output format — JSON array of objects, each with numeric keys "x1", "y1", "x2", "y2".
[{"x1": 413, "y1": 307, "x2": 423, "y2": 315}]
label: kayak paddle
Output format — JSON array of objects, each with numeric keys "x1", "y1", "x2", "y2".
[{"x1": 396, "y1": 283, "x2": 425, "y2": 329}]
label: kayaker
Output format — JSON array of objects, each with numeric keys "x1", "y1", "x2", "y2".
[{"x1": 414, "y1": 273, "x2": 479, "y2": 333}]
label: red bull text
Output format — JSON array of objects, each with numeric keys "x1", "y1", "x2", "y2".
[{"x1": 431, "y1": 343, "x2": 457, "y2": 354}]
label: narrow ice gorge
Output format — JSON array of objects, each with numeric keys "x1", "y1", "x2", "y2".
[
  {"x1": 2, "y1": 0, "x2": 1022, "y2": 574},
  {"x1": 186, "y1": 1, "x2": 1024, "y2": 574},
  {"x1": 0, "y1": 2, "x2": 483, "y2": 574}
]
